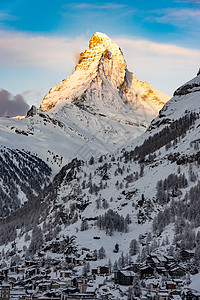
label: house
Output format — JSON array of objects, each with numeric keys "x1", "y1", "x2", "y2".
[
  {"x1": 114, "y1": 270, "x2": 134, "y2": 285},
  {"x1": 18, "y1": 268, "x2": 26, "y2": 274},
  {"x1": 59, "y1": 270, "x2": 72, "y2": 278},
  {"x1": 146, "y1": 255, "x2": 160, "y2": 268},
  {"x1": 186, "y1": 290, "x2": 200, "y2": 300},
  {"x1": 25, "y1": 260, "x2": 36, "y2": 267},
  {"x1": 85, "y1": 253, "x2": 97, "y2": 261},
  {"x1": 140, "y1": 266, "x2": 154, "y2": 279},
  {"x1": 166, "y1": 281, "x2": 176, "y2": 290},
  {"x1": 74, "y1": 278, "x2": 88, "y2": 293},
  {"x1": 169, "y1": 266, "x2": 186, "y2": 278},
  {"x1": 97, "y1": 266, "x2": 109, "y2": 275},
  {"x1": 148, "y1": 282, "x2": 160, "y2": 292},
  {"x1": 156, "y1": 266, "x2": 167, "y2": 275},
  {"x1": 91, "y1": 269, "x2": 98, "y2": 275},
  {"x1": 180, "y1": 250, "x2": 195, "y2": 261},
  {"x1": 37, "y1": 281, "x2": 51, "y2": 291},
  {"x1": 26, "y1": 267, "x2": 38, "y2": 277},
  {"x1": 164, "y1": 256, "x2": 175, "y2": 265},
  {"x1": 146, "y1": 255, "x2": 167, "y2": 268}
]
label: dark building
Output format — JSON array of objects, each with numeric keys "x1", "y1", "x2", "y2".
[
  {"x1": 114, "y1": 270, "x2": 134, "y2": 285},
  {"x1": 1, "y1": 280, "x2": 10, "y2": 300}
]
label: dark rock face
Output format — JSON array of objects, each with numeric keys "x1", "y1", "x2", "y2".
[
  {"x1": 173, "y1": 70, "x2": 200, "y2": 96},
  {"x1": 173, "y1": 83, "x2": 200, "y2": 96}
]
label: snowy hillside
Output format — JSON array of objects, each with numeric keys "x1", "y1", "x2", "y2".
[{"x1": 0, "y1": 70, "x2": 200, "y2": 298}]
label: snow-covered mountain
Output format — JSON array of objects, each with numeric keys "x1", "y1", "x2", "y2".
[
  {"x1": 1, "y1": 70, "x2": 200, "y2": 280},
  {"x1": 0, "y1": 32, "x2": 169, "y2": 218},
  {"x1": 0, "y1": 32, "x2": 169, "y2": 173}
]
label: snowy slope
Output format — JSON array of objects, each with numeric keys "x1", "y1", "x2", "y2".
[
  {"x1": 1, "y1": 70, "x2": 200, "y2": 297},
  {"x1": 1, "y1": 70, "x2": 200, "y2": 259}
]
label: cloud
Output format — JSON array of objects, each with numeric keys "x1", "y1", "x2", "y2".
[
  {"x1": 115, "y1": 37, "x2": 200, "y2": 95},
  {"x1": 1, "y1": 29, "x2": 200, "y2": 98},
  {"x1": 147, "y1": 8, "x2": 200, "y2": 26},
  {"x1": 0, "y1": 12, "x2": 16, "y2": 21},
  {"x1": 67, "y1": 3, "x2": 127, "y2": 10},
  {"x1": 0, "y1": 30, "x2": 88, "y2": 70},
  {"x1": 0, "y1": 89, "x2": 30, "y2": 117}
]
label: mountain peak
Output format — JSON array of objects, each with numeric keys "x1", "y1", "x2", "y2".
[
  {"x1": 41, "y1": 32, "x2": 169, "y2": 113},
  {"x1": 75, "y1": 32, "x2": 126, "y2": 73},
  {"x1": 89, "y1": 32, "x2": 111, "y2": 48}
]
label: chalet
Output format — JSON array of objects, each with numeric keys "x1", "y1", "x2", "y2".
[
  {"x1": 173, "y1": 279, "x2": 183, "y2": 287},
  {"x1": 169, "y1": 266, "x2": 186, "y2": 278},
  {"x1": 180, "y1": 250, "x2": 195, "y2": 261},
  {"x1": 91, "y1": 269, "x2": 98, "y2": 275},
  {"x1": 186, "y1": 290, "x2": 200, "y2": 300},
  {"x1": 156, "y1": 266, "x2": 167, "y2": 275},
  {"x1": 74, "y1": 259, "x2": 84, "y2": 266},
  {"x1": 114, "y1": 270, "x2": 134, "y2": 285},
  {"x1": 9, "y1": 266, "x2": 18, "y2": 273},
  {"x1": 59, "y1": 270, "x2": 72, "y2": 278},
  {"x1": 85, "y1": 253, "x2": 97, "y2": 261},
  {"x1": 26, "y1": 267, "x2": 38, "y2": 277},
  {"x1": 66, "y1": 257, "x2": 84, "y2": 266},
  {"x1": 38, "y1": 281, "x2": 51, "y2": 291},
  {"x1": 75, "y1": 278, "x2": 88, "y2": 293},
  {"x1": 51, "y1": 281, "x2": 60, "y2": 289},
  {"x1": 147, "y1": 255, "x2": 167, "y2": 268},
  {"x1": 18, "y1": 268, "x2": 26, "y2": 274},
  {"x1": 166, "y1": 281, "x2": 176, "y2": 290},
  {"x1": 146, "y1": 255, "x2": 160, "y2": 268},
  {"x1": 140, "y1": 266, "x2": 154, "y2": 279},
  {"x1": 123, "y1": 265, "x2": 134, "y2": 271},
  {"x1": 97, "y1": 266, "x2": 109, "y2": 275},
  {"x1": 25, "y1": 260, "x2": 36, "y2": 267},
  {"x1": 164, "y1": 255, "x2": 175, "y2": 265},
  {"x1": 148, "y1": 281, "x2": 160, "y2": 291}
]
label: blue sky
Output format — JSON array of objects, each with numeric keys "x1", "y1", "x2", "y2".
[{"x1": 0, "y1": 0, "x2": 200, "y2": 112}]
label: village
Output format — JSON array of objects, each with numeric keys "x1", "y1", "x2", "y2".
[{"x1": 0, "y1": 247, "x2": 200, "y2": 300}]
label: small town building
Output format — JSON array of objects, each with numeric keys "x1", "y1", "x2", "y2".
[{"x1": 114, "y1": 270, "x2": 134, "y2": 285}]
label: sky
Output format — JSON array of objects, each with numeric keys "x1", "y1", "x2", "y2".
[{"x1": 0, "y1": 0, "x2": 200, "y2": 116}]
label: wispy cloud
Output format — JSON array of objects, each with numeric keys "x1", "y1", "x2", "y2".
[
  {"x1": 67, "y1": 3, "x2": 127, "y2": 10},
  {"x1": 0, "y1": 12, "x2": 17, "y2": 22},
  {"x1": 1, "y1": 29, "x2": 200, "y2": 97},
  {"x1": 115, "y1": 37, "x2": 200, "y2": 95},
  {"x1": 147, "y1": 8, "x2": 200, "y2": 26},
  {"x1": 0, "y1": 30, "x2": 88, "y2": 70}
]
